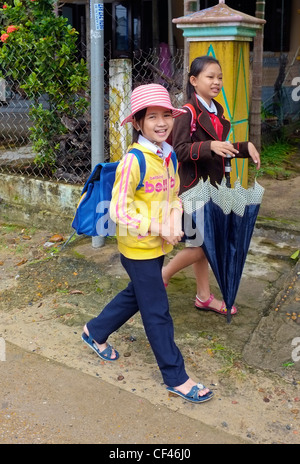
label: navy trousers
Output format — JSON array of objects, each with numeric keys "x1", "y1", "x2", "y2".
[{"x1": 87, "y1": 254, "x2": 188, "y2": 387}]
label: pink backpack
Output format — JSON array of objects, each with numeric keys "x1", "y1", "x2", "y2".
[{"x1": 167, "y1": 103, "x2": 197, "y2": 145}]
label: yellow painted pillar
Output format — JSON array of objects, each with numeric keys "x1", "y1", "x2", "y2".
[
  {"x1": 109, "y1": 59, "x2": 132, "y2": 162},
  {"x1": 173, "y1": 3, "x2": 265, "y2": 187}
]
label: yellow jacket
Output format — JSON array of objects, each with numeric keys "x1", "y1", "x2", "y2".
[{"x1": 110, "y1": 138, "x2": 182, "y2": 259}]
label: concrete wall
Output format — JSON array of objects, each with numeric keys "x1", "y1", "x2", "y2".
[{"x1": 0, "y1": 173, "x2": 82, "y2": 233}]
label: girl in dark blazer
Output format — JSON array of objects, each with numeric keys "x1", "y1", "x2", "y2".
[{"x1": 162, "y1": 56, "x2": 261, "y2": 316}]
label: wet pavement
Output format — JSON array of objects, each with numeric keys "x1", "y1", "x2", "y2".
[
  {"x1": 0, "y1": 173, "x2": 300, "y2": 444},
  {"x1": 1, "y1": 342, "x2": 248, "y2": 444}
]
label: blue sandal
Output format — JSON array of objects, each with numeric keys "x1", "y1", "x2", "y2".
[
  {"x1": 81, "y1": 332, "x2": 119, "y2": 362},
  {"x1": 167, "y1": 383, "x2": 214, "y2": 403}
]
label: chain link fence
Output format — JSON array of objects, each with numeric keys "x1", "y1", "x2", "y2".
[{"x1": 0, "y1": 42, "x2": 184, "y2": 185}]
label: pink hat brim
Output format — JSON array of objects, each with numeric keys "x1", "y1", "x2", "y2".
[
  {"x1": 120, "y1": 84, "x2": 187, "y2": 126},
  {"x1": 121, "y1": 106, "x2": 186, "y2": 126}
]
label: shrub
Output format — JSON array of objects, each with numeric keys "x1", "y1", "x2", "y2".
[{"x1": 0, "y1": 0, "x2": 89, "y2": 167}]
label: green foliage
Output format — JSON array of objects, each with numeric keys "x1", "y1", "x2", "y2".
[
  {"x1": 249, "y1": 138, "x2": 298, "y2": 179},
  {"x1": 0, "y1": 0, "x2": 89, "y2": 166}
]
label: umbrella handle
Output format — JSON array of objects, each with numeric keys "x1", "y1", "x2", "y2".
[{"x1": 224, "y1": 154, "x2": 232, "y2": 188}]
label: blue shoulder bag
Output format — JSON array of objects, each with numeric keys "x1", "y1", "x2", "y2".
[{"x1": 72, "y1": 149, "x2": 177, "y2": 237}]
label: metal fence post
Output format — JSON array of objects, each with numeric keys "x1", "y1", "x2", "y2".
[{"x1": 90, "y1": 0, "x2": 105, "y2": 248}]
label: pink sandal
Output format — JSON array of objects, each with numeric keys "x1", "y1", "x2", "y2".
[{"x1": 195, "y1": 294, "x2": 237, "y2": 316}]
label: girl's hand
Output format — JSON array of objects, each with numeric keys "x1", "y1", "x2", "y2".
[
  {"x1": 248, "y1": 142, "x2": 261, "y2": 169},
  {"x1": 160, "y1": 223, "x2": 184, "y2": 245},
  {"x1": 163, "y1": 209, "x2": 184, "y2": 245},
  {"x1": 149, "y1": 220, "x2": 183, "y2": 245},
  {"x1": 149, "y1": 208, "x2": 184, "y2": 245},
  {"x1": 160, "y1": 224, "x2": 183, "y2": 245},
  {"x1": 210, "y1": 141, "x2": 239, "y2": 158}
]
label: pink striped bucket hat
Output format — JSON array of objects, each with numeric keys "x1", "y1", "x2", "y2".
[{"x1": 121, "y1": 83, "x2": 186, "y2": 126}]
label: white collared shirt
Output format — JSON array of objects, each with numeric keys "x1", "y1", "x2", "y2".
[
  {"x1": 196, "y1": 94, "x2": 218, "y2": 115},
  {"x1": 137, "y1": 135, "x2": 172, "y2": 160}
]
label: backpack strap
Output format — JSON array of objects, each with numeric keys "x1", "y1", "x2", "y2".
[
  {"x1": 129, "y1": 148, "x2": 146, "y2": 191},
  {"x1": 183, "y1": 103, "x2": 197, "y2": 136},
  {"x1": 170, "y1": 151, "x2": 177, "y2": 173}
]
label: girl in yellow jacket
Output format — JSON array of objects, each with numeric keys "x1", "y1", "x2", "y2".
[{"x1": 82, "y1": 84, "x2": 214, "y2": 404}]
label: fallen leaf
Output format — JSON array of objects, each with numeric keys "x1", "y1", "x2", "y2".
[
  {"x1": 206, "y1": 348, "x2": 215, "y2": 357},
  {"x1": 16, "y1": 258, "x2": 28, "y2": 266},
  {"x1": 290, "y1": 250, "x2": 299, "y2": 260},
  {"x1": 49, "y1": 234, "x2": 64, "y2": 242},
  {"x1": 69, "y1": 290, "x2": 84, "y2": 295}
]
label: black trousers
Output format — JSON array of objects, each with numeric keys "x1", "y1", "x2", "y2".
[{"x1": 87, "y1": 254, "x2": 188, "y2": 387}]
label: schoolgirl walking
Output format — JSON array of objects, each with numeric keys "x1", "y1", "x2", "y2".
[{"x1": 82, "y1": 83, "x2": 214, "y2": 404}]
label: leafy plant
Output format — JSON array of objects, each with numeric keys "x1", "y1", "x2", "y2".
[
  {"x1": 0, "y1": 0, "x2": 89, "y2": 167},
  {"x1": 261, "y1": 102, "x2": 277, "y2": 121},
  {"x1": 249, "y1": 138, "x2": 297, "y2": 179}
]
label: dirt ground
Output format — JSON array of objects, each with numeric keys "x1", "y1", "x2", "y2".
[{"x1": 0, "y1": 164, "x2": 300, "y2": 444}]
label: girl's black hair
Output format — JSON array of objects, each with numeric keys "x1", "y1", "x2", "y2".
[
  {"x1": 132, "y1": 108, "x2": 147, "y2": 143},
  {"x1": 186, "y1": 56, "x2": 221, "y2": 99}
]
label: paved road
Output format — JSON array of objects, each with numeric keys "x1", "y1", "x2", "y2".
[{"x1": 0, "y1": 342, "x2": 249, "y2": 445}]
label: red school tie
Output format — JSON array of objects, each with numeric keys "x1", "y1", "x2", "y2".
[
  {"x1": 209, "y1": 113, "x2": 224, "y2": 140},
  {"x1": 209, "y1": 113, "x2": 225, "y2": 174},
  {"x1": 164, "y1": 152, "x2": 172, "y2": 167}
]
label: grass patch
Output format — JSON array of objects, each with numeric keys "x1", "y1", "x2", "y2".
[
  {"x1": 197, "y1": 331, "x2": 246, "y2": 377},
  {"x1": 249, "y1": 138, "x2": 298, "y2": 180},
  {"x1": 0, "y1": 224, "x2": 20, "y2": 234}
]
